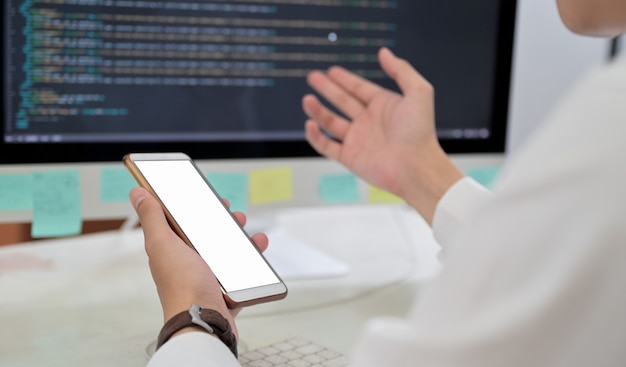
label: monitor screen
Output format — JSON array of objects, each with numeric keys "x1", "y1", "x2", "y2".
[{"x1": 2, "y1": 0, "x2": 516, "y2": 164}]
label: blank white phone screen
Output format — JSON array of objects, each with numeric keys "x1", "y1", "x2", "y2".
[{"x1": 134, "y1": 159, "x2": 280, "y2": 292}]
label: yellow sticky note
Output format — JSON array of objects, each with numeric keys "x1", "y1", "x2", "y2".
[
  {"x1": 367, "y1": 186, "x2": 404, "y2": 204},
  {"x1": 249, "y1": 167, "x2": 293, "y2": 205}
]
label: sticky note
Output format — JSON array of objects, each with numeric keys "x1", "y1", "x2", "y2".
[
  {"x1": 0, "y1": 174, "x2": 33, "y2": 211},
  {"x1": 367, "y1": 186, "x2": 404, "y2": 204},
  {"x1": 319, "y1": 173, "x2": 361, "y2": 204},
  {"x1": 249, "y1": 167, "x2": 293, "y2": 205},
  {"x1": 206, "y1": 172, "x2": 249, "y2": 213},
  {"x1": 31, "y1": 170, "x2": 82, "y2": 238},
  {"x1": 466, "y1": 166, "x2": 500, "y2": 189},
  {"x1": 100, "y1": 167, "x2": 137, "y2": 203}
]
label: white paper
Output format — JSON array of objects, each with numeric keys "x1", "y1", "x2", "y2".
[{"x1": 263, "y1": 227, "x2": 349, "y2": 280}]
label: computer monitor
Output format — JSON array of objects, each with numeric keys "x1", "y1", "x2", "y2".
[{"x1": 2, "y1": 1, "x2": 516, "y2": 164}]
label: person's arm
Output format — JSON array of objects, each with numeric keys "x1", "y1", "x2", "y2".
[
  {"x1": 130, "y1": 187, "x2": 268, "y2": 366},
  {"x1": 432, "y1": 177, "x2": 492, "y2": 251},
  {"x1": 303, "y1": 47, "x2": 464, "y2": 225}
]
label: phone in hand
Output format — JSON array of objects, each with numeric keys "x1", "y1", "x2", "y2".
[{"x1": 123, "y1": 152, "x2": 287, "y2": 308}]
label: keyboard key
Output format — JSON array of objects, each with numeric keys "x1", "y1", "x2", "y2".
[
  {"x1": 288, "y1": 360, "x2": 312, "y2": 367},
  {"x1": 258, "y1": 346, "x2": 281, "y2": 356},
  {"x1": 316, "y1": 350, "x2": 340, "y2": 360},
  {"x1": 281, "y1": 350, "x2": 304, "y2": 360},
  {"x1": 297, "y1": 344, "x2": 323, "y2": 355},
  {"x1": 266, "y1": 355, "x2": 289, "y2": 364},
  {"x1": 302, "y1": 354, "x2": 325, "y2": 364},
  {"x1": 245, "y1": 351, "x2": 266, "y2": 361},
  {"x1": 322, "y1": 356, "x2": 349, "y2": 367},
  {"x1": 249, "y1": 360, "x2": 273, "y2": 367}
]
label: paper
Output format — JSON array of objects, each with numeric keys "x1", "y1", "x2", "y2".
[
  {"x1": 367, "y1": 186, "x2": 404, "y2": 204},
  {"x1": 262, "y1": 227, "x2": 349, "y2": 280},
  {"x1": 206, "y1": 172, "x2": 249, "y2": 213},
  {"x1": 0, "y1": 174, "x2": 33, "y2": 211},
  {"x1": 466, "y1": 166, "x2": 500, "y2": 189},
  {"x1": 100, "y1": 167, "x2": 137, "y2": 203},
  {"x1": 31, "y1": 170, "x2": 82, "y2": 238},
  {"x1": 249, "y1": 167, "x2": 293, "y2": 205},
  {"x1": 318, "y1": 173, "x2": 361, "y2": 204}
]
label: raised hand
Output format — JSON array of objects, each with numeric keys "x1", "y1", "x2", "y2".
[{"x1": 303, "y1": 47, "x2": 462, "y2": 224}]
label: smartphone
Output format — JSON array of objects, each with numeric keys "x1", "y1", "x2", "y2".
[{"x1": 123, "y1": 152, "x2": 287, "y2": 308}]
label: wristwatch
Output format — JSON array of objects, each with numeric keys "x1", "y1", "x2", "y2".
[{"x1": 156, "y1": 304, "x2": 238, "y2": 357}]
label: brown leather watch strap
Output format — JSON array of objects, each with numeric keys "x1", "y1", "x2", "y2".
[{"x1": 156, "y1": 305, "x2": 238, "y2": 357}]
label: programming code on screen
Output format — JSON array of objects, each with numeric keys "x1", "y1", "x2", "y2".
[{"x1": 4, "y1": 1, "x2": 502, "y2": 144}]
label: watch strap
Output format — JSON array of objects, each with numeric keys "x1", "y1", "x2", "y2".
[{"x1": 156, "y1": 305, "x2": 238, "y2": 357}]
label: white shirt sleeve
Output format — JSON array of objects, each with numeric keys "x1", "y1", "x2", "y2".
[
  {"x1": 147, "y1": 332, "x2": 240, "y2": 367},
  {"x1": 431, "y1": 177, "x2": 491, "y2": 251}
]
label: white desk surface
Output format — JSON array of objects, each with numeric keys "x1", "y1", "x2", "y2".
[{"x1": 0, "y1": 205, "x2": 441, "y2": 366}]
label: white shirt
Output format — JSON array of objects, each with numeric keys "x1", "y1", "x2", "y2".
[{"x1": 149, "y1": 59, "x2": 626, "y2": 367}]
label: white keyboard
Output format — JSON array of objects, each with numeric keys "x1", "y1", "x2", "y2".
[{"x1": 238, "y1": 337, "x2": 349, "y2": 367}]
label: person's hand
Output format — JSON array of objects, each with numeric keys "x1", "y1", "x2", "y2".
[
  {"x1": 303, "y1": 47, "x2": 463, "y2": 224},
  {"x1": 129, "y1": 187, "x2": 268, "y2": 340}
]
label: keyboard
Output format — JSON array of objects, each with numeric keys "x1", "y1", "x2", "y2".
[{"x1": 238, "y1": 337, "x2": 349, "y2": 367}]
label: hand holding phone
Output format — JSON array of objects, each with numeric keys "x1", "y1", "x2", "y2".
[{"x1": 124, "y1": 152, "x2": 287, "y2": 308}]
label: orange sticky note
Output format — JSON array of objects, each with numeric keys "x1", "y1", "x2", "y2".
[{"x1": 249, "y1": 167, "x2": 294, "y2": 205}]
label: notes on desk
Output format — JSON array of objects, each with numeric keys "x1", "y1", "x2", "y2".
[
  {"x1": 318, "y1": 173, "x2": 361, "y2": 204},
  {"x1": 466, "y1": 166, "x2": 501, "y2": 189},
  {"x1": 206, "y1": 172, "x2": 249, "y2": 213},
  {"x1": 100, "y1": 168, "x2": 137, "y2": 203},
  {"x1": 0, "y1": 174, "x2": 33, "y2": 211},
  {"x1": 367, "y1": 186, "x2": 404, "y2": 204},
  {"x1": 249, "y1": 167, "x2": 294, "y2": 205},
  {"x1": 31, "y1": 170, "x2": 82, "y2": 238}
]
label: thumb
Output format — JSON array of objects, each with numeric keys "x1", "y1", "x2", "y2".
[{"x1": 130, "y1": 187, "x2": 171, "y2": 242}]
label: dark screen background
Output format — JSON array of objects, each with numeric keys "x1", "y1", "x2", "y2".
[{"x1": 2, "y1": 0, "x2": 514, "y2": 161}]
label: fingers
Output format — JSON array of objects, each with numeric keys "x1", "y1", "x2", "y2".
[
  {"x1": 305, "y1": 119, "x2": 344, "y2": 162},
  {"x1": 221, "y1": 198, "x2": 230, "y2": 209},
  {"x1": 228, "y1": 210, "x2": 268, "y2": 252},
  {"x1": 326, "y1": 65, "x2": 382, "y2": 105},
  {"x1": 378, "y1": 47, "x2": 432, "y2": 98},
  {"x1": 302, "y1": 94, "x2": 350, "y2": 141},
  {"x1": 130, "y1": 187, "x2": 175, "y2": 247},
  {"x1": 307, "y1": 70, "x2": 365, "y2": 120},
  {"x1": 232, "y1": 211, "x2": 247, "y2": 228},
  {"x1": 251, "y1": 232, "x2": 269, "y2": 253}
]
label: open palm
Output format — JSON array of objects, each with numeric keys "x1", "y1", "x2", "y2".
[{"x1": 303, "y1": 48, "x2": 440, "y2": 197}]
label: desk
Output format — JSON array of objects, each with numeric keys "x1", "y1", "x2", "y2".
[{"x1": 0, "y1": 205, "x2": 441, "y2": 366}]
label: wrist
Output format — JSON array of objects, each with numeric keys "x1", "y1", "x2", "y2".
[
  {"x1": 398, "y1": 145, "x2": 463, "y2": 225},
  {"x1": 157, "y1": 304, "x2": 238, "y2": 357}
]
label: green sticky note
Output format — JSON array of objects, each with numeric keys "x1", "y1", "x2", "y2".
[
  {"x1": 206, "y1": 172, "x2": 249, "y2": 213},
  {"x1": 249, "y1": 167, "x2": 294, "y2": 205},
  {"x1": 31, "y1": 170, "x2": 82, "y2": 238},
  {"x1": 100, "y1": 167, "x2": 137, "y2": 203},
  {"x1": 319, "y1": 173, "x2": 361, "y2": 204},
  {"x1": 466, "y1": 166, "x2": 500, "y2": 189},
  {"x1": 0, "y1": 174, "x2": 33, "y2": 211}
]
